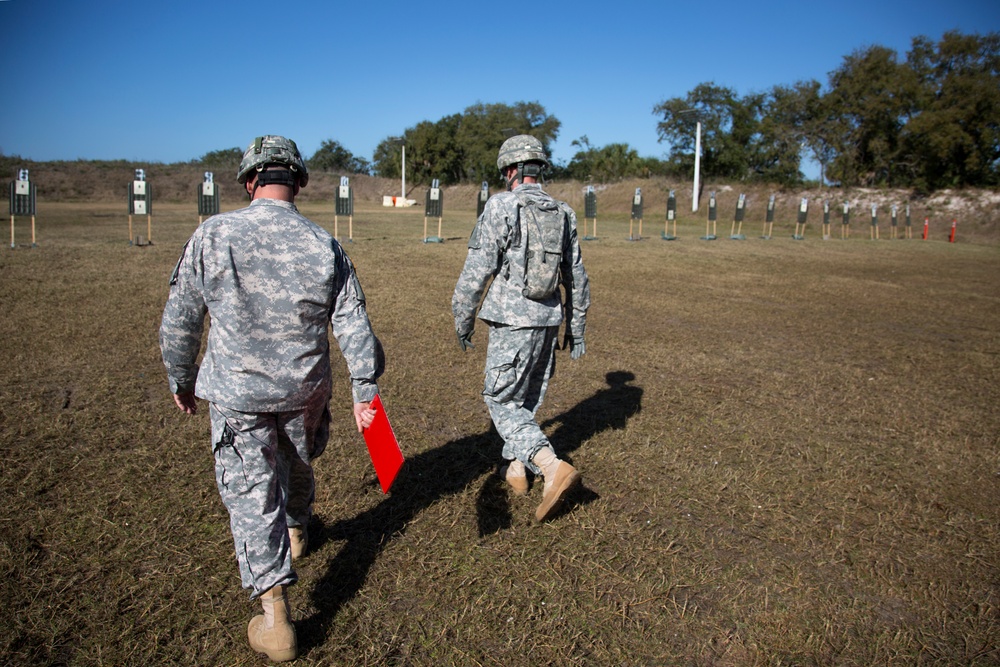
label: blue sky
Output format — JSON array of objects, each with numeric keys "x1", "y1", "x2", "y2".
[{"x1": 1, "y1": 0, "x2": 997, "y2": 179}]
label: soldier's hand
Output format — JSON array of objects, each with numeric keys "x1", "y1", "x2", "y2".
[
  {"x1": 563, "y1": 335, "x2": 587, "y2": 360},
  {"x1": 354, "y1": 401, "x2": 376, "y2": 433},
  {"x1": 173, "y1": 392, "x2": 198, "y2": 415},
  {"x1": 457, "y1": 329, "x2": 475, "y2": 351},
  {"x1": 562, "y1": 331, "x2": 585, "y2": 360}
]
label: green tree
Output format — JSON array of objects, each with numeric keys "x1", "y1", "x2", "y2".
[
  {"x1": 406, "y1": 115, "x2": 463, "y2": 184},
  {"x1": 565, "y1": 136, "x2": 652, "y2": 182},
  {"x1": 756, "y1": 81, "x2": 822, "y2": 185},
  {"x1": 373, "y1": 101, "x2": 560, "y2": 187},
  {"x1": 198, "y1": 147, "x2": 243, "y2": 173},
  {"x1": 824, "y1": 45, "x2": 918, "y2": 186},
  {"x1": 564, "y1": 135, "x2": 596, "y2": 181},
  {"x1": 651, "y1": 31, "x2": 997, "y2": 191},
  {"x1": 455, "y1": 101, "x2": 561, "y2": 185},
  {"x1": 901, "y1": 31, "x2": 1000, "y2": 190},
  {"x1": 308, "y1": 139, "x2": 370, "y2": 174},
  {"x1": 372, "y1": 136, "x2": 404, "y2": 180},
  {"x1": 653, "y1": 83, "x2": 761, "y2": 181},
  {"x1": 796, "y1": 81, "x2": 839, "y2": 186}
]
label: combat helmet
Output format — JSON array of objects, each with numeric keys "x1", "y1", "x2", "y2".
[
  {"x1": 237, "y1": 135, "x2": 309, "y2": 188},
  {"x1": 497, "y1": 134, "x2": 548, "y2": 189}
]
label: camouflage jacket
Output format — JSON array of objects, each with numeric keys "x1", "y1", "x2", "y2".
[
  {"x1": 159, "y1": 198, "x2": 383, "y2": 412},
  {"x1": 452, "y1": 183, "x2": 590, "y2": 337}
]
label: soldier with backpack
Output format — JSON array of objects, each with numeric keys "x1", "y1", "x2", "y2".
[{"x1": 452, "y1": 134, "x2": 591, "y2": 522}]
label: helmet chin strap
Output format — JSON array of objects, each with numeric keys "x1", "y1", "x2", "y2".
[
  {"x1": 505, "y1": 162, "x2": 542, "y2": 191},
  {"x1": 505, "y1": 162, "x2": 522, "y2": 191}
]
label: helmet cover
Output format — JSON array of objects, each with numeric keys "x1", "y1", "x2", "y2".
[
  {"x1": 237, "y1": 135, "x2": 309, "y2": 187},
  {"x1": 496, "y1": 134, "x2": 549, "y2": 174}
]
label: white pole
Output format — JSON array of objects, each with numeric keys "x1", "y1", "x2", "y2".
[
  {"x1": 401, "y1": 144, "x2": 406, "y2": 199},
  {"x1": 692, "y1": 121, "x2": 701, "y2": 212}
]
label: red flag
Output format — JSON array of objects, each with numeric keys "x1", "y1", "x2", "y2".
[{"x1": 362, "y1": 394, "x2": 403, "y2": 493}]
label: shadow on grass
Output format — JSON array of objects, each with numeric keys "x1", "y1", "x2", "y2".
[
  {"x1": 541, "y1": 370, "x2": 643, "y2": 456},
  {"x1": 298, "y1": 369, "x2": 642, "y2": 655}
]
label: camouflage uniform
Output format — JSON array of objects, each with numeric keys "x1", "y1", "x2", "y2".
[
  {"x1": 453, "y1": 183, "x2": 590, "y2": 475},
  {"x1": 160, "y1": 198, "x2": 383, "y2": 598}
]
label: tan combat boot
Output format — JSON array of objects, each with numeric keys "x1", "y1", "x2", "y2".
[
  {"x1": 247, "y1": 585, "x2": 297, "y2": 662},
  {"x1": 289, "y1": 525, "x2": 308, "y2": 560},
  {"x1": 500, "y1": 459, "x2": 529, "y2": 496},
  {"x1": 532, "y1": 447, "x2": 581, "y2": 522}
]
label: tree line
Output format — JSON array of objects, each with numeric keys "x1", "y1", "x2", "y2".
[
  {"x1": 654, "y1": 30, "x2": 999, "y2": 191},
  {"x1": 197, "y1": 31, "x2": 997, "y2": 193}
]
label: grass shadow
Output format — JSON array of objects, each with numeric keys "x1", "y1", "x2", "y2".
[{"x1": 298, "y1": 368, "x2": 643, "y2": 655}]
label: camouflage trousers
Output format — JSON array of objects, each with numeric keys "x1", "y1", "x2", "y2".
[
  {"x1": 482, "y1": 323, "x2": 558, "y2": 476},
  {"x1": 209, "y1": 390, "x2": 330, "y2": 599}
]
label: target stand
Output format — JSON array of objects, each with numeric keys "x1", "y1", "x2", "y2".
[
  {"x1": 423, "y1": 179, "x2": 444, "y2": 243},
  {"x1": 335, "y1": 177, "x2": 354, "y2": 243},
  {"x1": 662, "y1": 190, "x2": 678, "y2": 240},
  {"x1": 700, "y1": 192, "x2": 717, "y2": 240},
  {"x1": 476, "y1": 181, "x2": 489, "y2": 219},
  {"x1": 729, "y1": 193, "x2": 746, "y2": 240},
  {"x1": 627, "y1": 188, "x2": 643, "y2": 241},
  {"x1": 582, "y1": 186, "x2": 598, "y2": 241},
  {"x1": 761, "y1": 195, "x2": 775, "y2": 239},
  {"x1": 128, "y1": 169, "x2": 153, "y2": 246},
  {"x1": 197, "y1": 172, "x2": 219, "y2": 225},
  {"x1": 792, "y1": 197, "x2": 808, "y2": 240},
  {"x1": 9, "y1": 169, "x2": 38, "y2": 249}
]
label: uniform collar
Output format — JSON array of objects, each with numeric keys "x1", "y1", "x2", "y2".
[{"x1": 249, "y1": 198, "x2": 298, "y2": 212}]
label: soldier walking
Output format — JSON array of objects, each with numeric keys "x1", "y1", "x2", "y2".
[
  {"x1": 160, "y1": 135, "x2": 384, "y2": 662},
  {"x1": 453, "y1": 134, "x2": 591, "y2": 522}
]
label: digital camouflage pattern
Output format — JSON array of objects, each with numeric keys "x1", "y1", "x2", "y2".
[
  {"x1": 210, "y1": 390, "x2": 329, "y2": 597},
  {"x1": 513, "y1": 189, "x2": 566, "y2": 300},
  {"x1": 160, "y1": 197, "x2": 383, "y2": 598},
  {"x1": 483, "y1": 323, "x2": 559, "y2": 473},
  {"x1": 452, "y1": 183, "x2": 589, "y2": 337},
  {"x1": 452, "y1": 182, "x2": 590, "y2": 474},
  {"x1": 496, "y1": 134, "x2": 549, "y2": 172},
  {"x1": 237, "y1": 135, "x2": 309, "y2": 186},
  {"x1": 160, "y1": 198, "x2": 383, "y2": 411}
]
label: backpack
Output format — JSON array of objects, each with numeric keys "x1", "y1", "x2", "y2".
[{"x1": 514, "y1": 192, "x2": 566, "y2": 300}]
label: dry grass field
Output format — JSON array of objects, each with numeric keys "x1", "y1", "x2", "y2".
[{"x1": 1, "y1": 193, "x2": 998, "y2": 665}]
